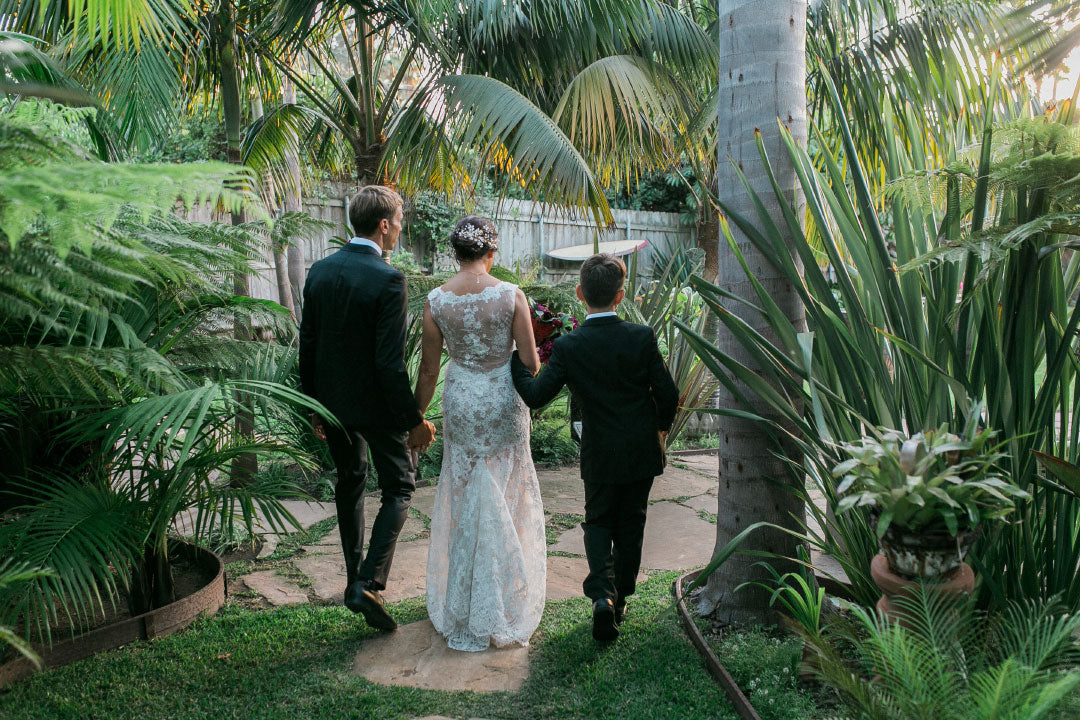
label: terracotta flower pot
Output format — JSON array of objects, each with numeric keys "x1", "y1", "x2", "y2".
[
  {"x1": 871, "y1": 553, "x2": 974, "y2": 624},
  {"x1": 875, "y1": 518, "x2": 976, "y2": 579}
]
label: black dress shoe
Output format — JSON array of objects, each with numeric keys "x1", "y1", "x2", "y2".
[
  {"x1": 614, "y1": 598, "x2": 626, "y2": 625},
  {"x1": 345, "y1": 582, "x2": 397, "y2": 631},
  {"x1": 592, "y1": 598, "x2": 619, "y2": 642}
]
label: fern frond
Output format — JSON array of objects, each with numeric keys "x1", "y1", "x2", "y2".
[{"x1": 0, "y1": 345, "x2": 181, "y2": 402}]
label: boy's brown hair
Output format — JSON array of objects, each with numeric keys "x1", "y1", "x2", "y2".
[
  {"x1": 579, "y1": 254, "x2": 626, "y2": 308},
  {"x1": 349, "y1": 185, "x2": 402, "y2": 236}
]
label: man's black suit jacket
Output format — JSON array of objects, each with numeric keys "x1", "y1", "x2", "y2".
[
  {"x1": 299, "y1": 244, "x2": 421, "y2": 432},
  {"x1": 511, "y1": 315, "x2": 679, "y2": 484}
]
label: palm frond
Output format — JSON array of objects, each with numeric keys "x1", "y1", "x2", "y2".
[
  {"x1": 241, "y1": 103, "x2": 334, "y2": 210},
  {"x1": 0, "y1": 31, "x2": 97, "y2": 106},
  {"x1": 0, "y1": 475, "x2": 140, "y2": 645},
  {"x1": 553, "y1": 54, "x2": 678, "y2": 189},
  {"x1": 0, "y1": 156, "x2": 255, "y2": 257},
  {"x1": 391, "y1": 74, "x2": 612, "y2": 227}
]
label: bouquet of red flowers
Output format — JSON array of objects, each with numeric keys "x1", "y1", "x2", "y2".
[{"x1": 531, "y1": 301, "x2": 578, "y2": 363}]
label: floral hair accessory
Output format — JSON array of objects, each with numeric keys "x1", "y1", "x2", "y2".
[{"x1": 457, "y1": 222, "x2": 499, "y2": 251}]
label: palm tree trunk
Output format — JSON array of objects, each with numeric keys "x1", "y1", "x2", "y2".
[
  {"x1": 283, "y1": 78, "x2": 305, "y2": 324},
  {"x1": 129, "y1": 542, "x2": 174, "y2": 615},
  {"x1": 697, "y1": 210, "x2": 720, "y2": 284},
  {"x1": 698, "y1": 0, "x2": 808, "y2": 625},
  {"x1": 352, "y1": 13, "x2": 384, "y2": 186},
  {"x1": 217, "y1": 2, "x2": 257, "y2": 485},
  {"x1": 251, "y1": 93, "x2": 296, "y2": 319}
]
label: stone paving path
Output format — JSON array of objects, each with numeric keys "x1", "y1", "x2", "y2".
[{"x1": 213, "y1": 452, "x2": 843, "y2": 696}]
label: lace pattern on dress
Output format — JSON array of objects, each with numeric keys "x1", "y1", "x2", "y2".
[{"x1": 425, "y1": 282, "x2": 546, "y2": 651}]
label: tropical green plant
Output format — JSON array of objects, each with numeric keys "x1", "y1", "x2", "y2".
[
  {"x1": 797, "y1": 584, "x2": 1080, "y2": 720},
  {"x1": 403, "y1": 191, "x2": 466, "y2": 263},
  {"x1": 623, "y1": 245, "x2": 718, "y2": 445},
  {"x1": 0, "y1": 561, "x2": 55, "y2": 666},
  {"x1": 265, "y1": 0, "x2": 718, "y2": 224},
  {"x1": 834, "y1": 421, "x2": 1027, "y2": 538},
  {"x1": 680, "y1": 72, "x2": 1080, "y2": 610},
  {"x1": 737, "y1": 552, "x2": 825, "y2": 638},
  {"x1": 0, "y1": 120, "x2": 330, "y2": 643}
]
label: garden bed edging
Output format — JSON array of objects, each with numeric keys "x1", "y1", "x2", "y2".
[{"x1": 0, "y1": 542, "x2": 225, "y2": 687}]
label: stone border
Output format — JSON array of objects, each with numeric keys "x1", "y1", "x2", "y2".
[
  {"x1": 672, "y1": 570, "x2": 762, "y2": 720},
  {"x1": 0, "y1": 542, "x2": 225, "y2": 687}
]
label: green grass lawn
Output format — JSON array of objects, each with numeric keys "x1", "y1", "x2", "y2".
[{"x1": 0, "y1": 573, "x2": 762, "y2": 720}]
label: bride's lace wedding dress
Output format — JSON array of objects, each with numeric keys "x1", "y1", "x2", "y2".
[{"x1": 425, "y1": 281, "x2": 546, "y2": 651}]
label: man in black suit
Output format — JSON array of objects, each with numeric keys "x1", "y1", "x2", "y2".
[
  {"x1": 511, "y1": 254, "x2": 679, "y2": 642},
  {"x1": 299, "y1": 185, "x2": 435, "y2": 631}
]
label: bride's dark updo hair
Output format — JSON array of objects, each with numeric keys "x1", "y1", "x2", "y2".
[{"x1": 449, "y1": 216, "x2": 499, "y2": 262}]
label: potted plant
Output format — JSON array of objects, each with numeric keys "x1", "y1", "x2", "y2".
[{"x1": 833, "y1": 421, "x2": 1028, "y2": 579}]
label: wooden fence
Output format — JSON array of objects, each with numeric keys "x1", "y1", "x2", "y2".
[{"x1": 185, "y1": 191, "x2": 694, "y2": 303}]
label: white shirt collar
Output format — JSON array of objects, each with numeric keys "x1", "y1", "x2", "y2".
[
  {"x1": 585, "y1": 311, "x2": 617, "y2": 321},
  {"x1": 348, "y1": 237, "x2": 383, "y2": 253}
]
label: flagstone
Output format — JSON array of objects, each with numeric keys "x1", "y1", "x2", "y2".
[
  {"x1": 680, "y1": 494, "x2": 717, "y2": 514},
  {"x1": 649, "y1": 465, "x2": 715, "y2": 501},
  {"x1": 352, "y1": 620, "x2": 529, "y2": 693},
  {"x1": 277, "y1": 499, "x2": 336, "y2": 529},
  {"x1": 293, "y1": 554, "x2": 347, "y2": 604},
  {"x1": 537, "y1": 467, "x2": 586, "y2": 515},
  {"x1": 294, "y1": 540, "x2": 429, "y2": 605},
  {"x1": 256, "y1": 534, "x2": 281, "y2": 559},
  {"x1": 670, "y1": 453, "x2": 718, "y2": 478},
  {"x1": 174, "y1": 498, "x2": 335, "y2": 538},
  {"x1": 238, "y1": 571, "x2": 308, "y2": 606},
  {"x1": 379, "y1": 540, "x2": 430, "y2": 604},
  {"x1": 406, "y1": 485, "x2": 438, "y2": 520},
  {"x1": 550, "y1": 501, "x2": 715, "y2": 571},
  {"x1": 545, "y1": 555, "x2": 644, "y2": 601},
  {"x1": 300, "y1": 513, "x2": 422, "y2": 556}
]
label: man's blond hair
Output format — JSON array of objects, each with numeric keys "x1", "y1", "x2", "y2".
[{"x1": 349, "y1": 185, "x2": 402, "y2": 236}]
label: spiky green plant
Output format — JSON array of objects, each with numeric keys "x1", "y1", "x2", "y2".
[
  {"x1": 679, "y1": 74, "x2": 1080, "y2": 610},
  {"x1": 622, "y1": 244, "x2": 718, "y2": 444}
]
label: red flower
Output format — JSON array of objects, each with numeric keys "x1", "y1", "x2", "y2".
[{"x1": 534, "y1": 322, "x2": 554, "y2": 343}]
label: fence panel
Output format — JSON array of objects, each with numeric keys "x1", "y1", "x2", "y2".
[{"x1": 182, "y1": 192, "x2": 693, "y2": 303}]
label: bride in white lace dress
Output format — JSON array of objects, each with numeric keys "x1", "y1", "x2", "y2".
[{"x1": 413, "y1": 216, "x2": 546, "y2": 651}]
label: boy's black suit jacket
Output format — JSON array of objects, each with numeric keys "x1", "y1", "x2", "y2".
[
  {"x1": 511, "y1": 315, "x2": 679, "y2": 484},
  {"x1": 299, "y1": 243, "x2": 422, "y2": 432}
]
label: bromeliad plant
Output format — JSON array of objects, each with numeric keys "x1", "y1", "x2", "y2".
[{"x1": 834, "y1": 422, "x2": 1028, "y2": 539}]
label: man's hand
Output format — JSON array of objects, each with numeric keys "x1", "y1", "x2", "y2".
[
  {"x1": 408, "y1": 419, "x2": 436, "y2": 451},
  {"x1": 312, "y1": 414, "x2": 326, "y2": 442}
]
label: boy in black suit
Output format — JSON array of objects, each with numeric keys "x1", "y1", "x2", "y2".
[{"x1": 511, "y1": 254, "x2": 679, "y2": 642}]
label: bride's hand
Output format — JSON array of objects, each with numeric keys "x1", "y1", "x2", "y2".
[{"x1": 408, "y1": 419, "x2": 437, "y2": 451}]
